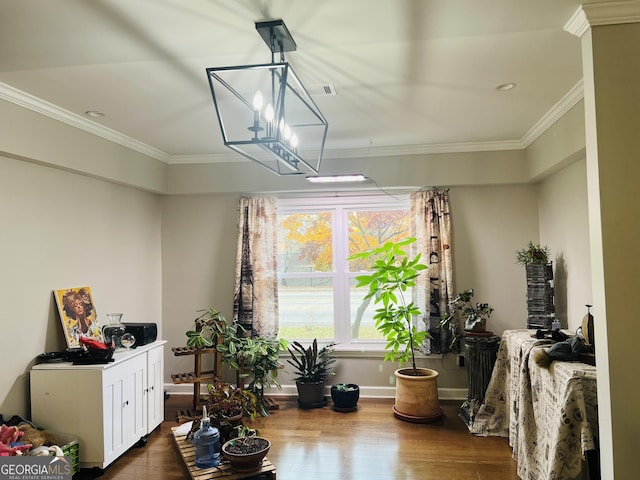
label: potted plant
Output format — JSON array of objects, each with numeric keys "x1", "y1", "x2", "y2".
[
  {"x1": 444, "y1": 289, "x2": 494, "y2": 335},
  {"x1": 515, "y1": 241, "x2": 551, "y2": 265},
  {"x1": 216, "y1": 326, "x2": 285, "y2": 416},
  {"x1": 350, "y1": 237, "x2": 442, "y2": 423},
  {"x1": 286, "y1": 339, "x2": 336, "y2": 409},
  {"x1": 185, "y1": 308, "x2": 227, "y2": 349},
  {"x1": 205, "y1": 378, "x2": 260, "y2": 444},
  {"x1": 515, "y1": 242, "x2": 555, "y2": 329},
  {"x1": 186, "y1": 308, "x2": 285, "y2": 416},
  {"x1": 222, "y1": 436, "x2": 270, "y2": 473},
  {"x1": 330, "y1": 383, "x2": 360, "y2": 412}
]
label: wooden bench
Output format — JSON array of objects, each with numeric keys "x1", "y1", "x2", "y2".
[{"x1": 171, "y1": 427, "x2": 276, "y2": 480}]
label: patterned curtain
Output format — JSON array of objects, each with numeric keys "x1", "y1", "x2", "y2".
[
  {"x1": 411, "y1": 188, "x2": 454, "y2": 353},
  {"x1": 233, "y1": 196, "x2": 279, "y2": 338}
]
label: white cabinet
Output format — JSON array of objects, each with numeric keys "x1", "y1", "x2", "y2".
[
  {"x1": 30, "y1": 341, "x2": 166, "y2": 469},
  {"x1": 146, "y1": 343, "x2": 164, "y2": 432}
]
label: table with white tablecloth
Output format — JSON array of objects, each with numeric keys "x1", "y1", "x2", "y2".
[{"x1": 470, "y1": 329, "x2": 598, "y2": 480}]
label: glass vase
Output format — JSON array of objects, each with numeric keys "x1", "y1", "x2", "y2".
[{"x1": 102, "y1": 313, "x2": 126, "y2": 349}]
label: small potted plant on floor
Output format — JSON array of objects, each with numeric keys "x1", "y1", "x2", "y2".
[
  {"x1": 330, "y1": 383, "x2": 360, "y2": 412},
  {"x1": 286, "y1": 338, "x2": 336, "y2": 409}
]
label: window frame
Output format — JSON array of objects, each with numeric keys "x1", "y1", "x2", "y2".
[{"x1": 277, "y1": 194, "x2": 410, "y2": 351}]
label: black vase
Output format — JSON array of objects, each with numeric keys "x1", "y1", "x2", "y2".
[
  {"x1": 330, "y1": 384, "x2": 360, "y2": 412},
  {"x1": 296, "y1": 381, "x2": 327, "y2": 409}
]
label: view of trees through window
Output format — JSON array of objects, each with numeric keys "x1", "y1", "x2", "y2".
[{"x1": 277, "y1": 197, "x2": 410, "y2": 344}]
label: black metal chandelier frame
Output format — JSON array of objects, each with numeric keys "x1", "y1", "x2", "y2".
[{"x1": 206, "y1": 20, "x2": 328, "y2": 175}]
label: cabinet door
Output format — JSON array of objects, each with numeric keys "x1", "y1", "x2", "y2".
[
  {"x1": 103, "y1": 363, "x2": 128, "y2": 466},
  {"x1": 103, "y1": 354, "x2": 147, "y2": 465},
  {"x1": 146, "y1": 345, "x2": 165, "y2": 432},
  {"x1": 124, "y1": 354, "x2": 148, "y2": 446}
]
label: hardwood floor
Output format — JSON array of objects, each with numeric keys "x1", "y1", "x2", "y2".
[{"x1": 76, "y1": 395, "x2": 519, "y2": 480}]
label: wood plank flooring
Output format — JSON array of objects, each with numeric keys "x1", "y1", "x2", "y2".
[{"x1": 76, "y1": 395, "x2": 519, "y2": 480}]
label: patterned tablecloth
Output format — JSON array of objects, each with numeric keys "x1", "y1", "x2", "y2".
[{"x1": 470, "y1": 329, "x2": 598, "y2": 480}]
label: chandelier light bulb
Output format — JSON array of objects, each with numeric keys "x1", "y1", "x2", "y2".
[
  {"x1": 283, "y1": 124, "x2": 292, "y2": 141},
  {"x1": 264, "y1": 104, "x2": 274, "y2": 122},
  {"x1": 252, "y1": 91, "x2": 263, "y2": 111},
  {"x1": 290, "y1": 133, "x2": 298, "y2": 148}
]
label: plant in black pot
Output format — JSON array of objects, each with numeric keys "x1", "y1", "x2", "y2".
[
  {"x1": 330, "y1": 383, "x2": 360, "y2": 412},
  {"x1": 287, "y1": 338, "x2": 336, "y2": 409}
]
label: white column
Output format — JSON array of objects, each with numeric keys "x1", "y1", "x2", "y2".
[{"x1": 565, "y1": 3, "x2": 640, "y2": 479}]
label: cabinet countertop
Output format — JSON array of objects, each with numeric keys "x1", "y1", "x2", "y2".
[{"x1": 31, "y1": 339, "x2": 167, "y2": 371}]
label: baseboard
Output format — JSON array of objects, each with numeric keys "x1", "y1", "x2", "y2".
[{"x1": 163, "y1": 383, "x2": 467, "y2": 401}]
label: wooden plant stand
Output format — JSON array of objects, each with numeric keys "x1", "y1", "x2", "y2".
[
  {"x1": 171, "y1": 346, "x2": 221, "y2": 421},
  {"x1": 171, "y1": 427, "x2": 276, "y2": 480},
  {"x1": 235, "y1": 361, "x2": 281, "y2": 412}
]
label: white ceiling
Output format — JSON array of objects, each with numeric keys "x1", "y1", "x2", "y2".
[{"x1": 0, "y1": 0, "x2": 585, "y2": 165}]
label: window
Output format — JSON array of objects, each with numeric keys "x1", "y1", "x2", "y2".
[{"x1": 277, "y1": 195, "x2": 410, "y2": 347}]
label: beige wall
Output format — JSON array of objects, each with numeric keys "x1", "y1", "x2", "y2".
[
  {"x1": 538, "y1": 157, "x2": 591, "y2": 331},
  {"x1": 1, "y1": 82, "x2": 594, "y2": 423},
  {"x1": 160, "y1": 183, "x2": 539, "y2": 399},
  {"x1": 0, "y1": 154, "x2": 162, "y2": 418}
]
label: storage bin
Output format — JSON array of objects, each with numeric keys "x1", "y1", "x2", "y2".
[{"x1": 54, "y1": 432, "x2": 80, "y2": 476}]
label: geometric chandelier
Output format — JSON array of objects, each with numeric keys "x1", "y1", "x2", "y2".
[{"x1": 206, "y1": 20, "x2": 328, "y2": 176}]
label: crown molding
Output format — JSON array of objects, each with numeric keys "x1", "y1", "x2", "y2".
[
  {"x1": 2, "y1": 79, "x2": 582, "y2": 166},
  {"x1": 521, "y1": 80, "x2": 584, "y2": 148},
  {"x1": 565, "y1": 1, "x2": 640, "y2": 37},
  {"x1": 0, "y1": 82, "x2": 171, "y2": 163}
]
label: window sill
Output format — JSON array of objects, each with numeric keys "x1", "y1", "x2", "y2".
[{"x1": 279, "y1": 343, "x2": 443, "y2": 360}]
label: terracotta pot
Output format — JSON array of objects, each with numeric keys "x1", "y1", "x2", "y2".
[
  {"x1": 222, "y1": 437, "x2": 270, "y2": 473},
  {"x1": 393, "y1": 368, "x2": 442, "y2": 423}
]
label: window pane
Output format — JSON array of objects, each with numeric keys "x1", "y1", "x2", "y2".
[
  {"x1": 348, "y1": 210, "x2": 410, "y2": 271},
  {"x1": 350, "y1": 282, "x2": 384, "y2": 341},
  {"x1": 278, "y1": 277, "x2": 334, "y2": 341},
  {"x1": 278, "y1": 212, "x2": 332, "y2": 273}
]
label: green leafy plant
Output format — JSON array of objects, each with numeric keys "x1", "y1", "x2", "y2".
[
  {"x1": 217, "y1": 331, "x2": 286, "y2": 416},
  {"x1": 185, "y1": 308, "x2": 226, "y2": 349},
  {"x1": 444, "y1": 289, "x2": 493, "y2": 333},
  {"x1": 206, "y1": 378, "x2": 259, "y2": 422},
  {"x1": 286, "y1": 339, "x2": 336, "y2": 383},
  {"x1": 515, "y1": 241, "x2": 551, "y2": 265},
  {"x1": 205, "y1": 378, "x2": 260, "y2": 443},
  {"x1": 186, "y1": 309, "x2": 285, "y2": 416},
  {"x1": 333, "y1": 383, "x2": 358, "y2": 392},
  {"x1": 349, "y1": 237, "x2": 430, "y2": 373}
]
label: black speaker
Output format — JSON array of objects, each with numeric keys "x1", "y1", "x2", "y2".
[{"x1": 123, "y1": 323, "x2": 158, "y2": 346}]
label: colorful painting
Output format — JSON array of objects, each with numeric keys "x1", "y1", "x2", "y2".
[{"x1": 54, "y1": 286, "x2": 103, "y2": 348}]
